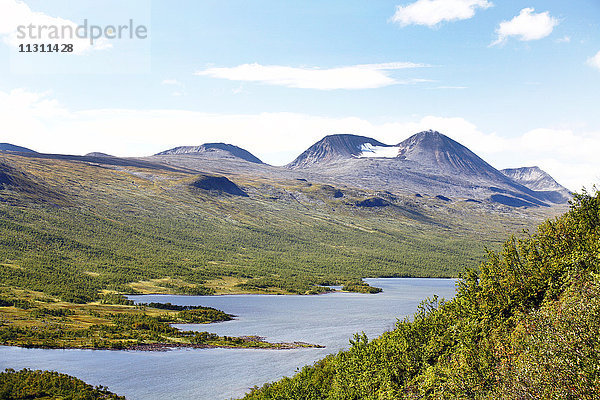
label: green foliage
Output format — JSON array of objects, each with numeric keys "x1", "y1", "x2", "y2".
[
  {"x1": 100, "y1": 293, "x2": 134, "y2": 305},
  {"x1": 244, "y1": 190, "x2": 600, "y2": 399},
  {"x1": 341, "y1": 281, "x2": 383, "y2": 294},
  {"x1": 0, "y1": 368, "x2": 125, "y2": 399},
  {"x1": 30, "y1": 307, "x2": 74, "y2": 318},
  {"x1": 0, "y1": 296, "x2": 33, "y2": 309},
  {"x1": 0, "y1": 153, "x2": 537, "y2": 303}
]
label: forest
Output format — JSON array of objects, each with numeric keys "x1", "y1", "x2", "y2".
[{"x1": 243, "y1": 190, "x2": 600, "y2": 399}]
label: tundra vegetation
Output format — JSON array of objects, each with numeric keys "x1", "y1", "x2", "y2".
[{"x1": 243, "y1": 191, "x2": 600, "y2": 399}]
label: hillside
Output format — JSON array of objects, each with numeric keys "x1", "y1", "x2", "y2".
[
  {"x1": 0, "y1": 143, "x2": 36, "y2": 153},
  {"x1": 244, "y1": 190, "x2": 600, "y2": 399},
  {"x1": 0, "y1": 369, "x2": 125, "y2": 400},
  {"x1": 0, "y1": 151, "x2": 555, "y2": 304}
]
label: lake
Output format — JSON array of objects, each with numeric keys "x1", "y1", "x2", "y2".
[{"x1": 0, "y1": 278, "x2": 456, "y2": 399}]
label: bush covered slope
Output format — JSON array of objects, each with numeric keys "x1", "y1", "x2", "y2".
[
  {"x1": 244, "y1": 191, "x2": 600, "y2": 399},
  {"x1": 0, "y1": 369, "x2": 125, "y2": 399}
]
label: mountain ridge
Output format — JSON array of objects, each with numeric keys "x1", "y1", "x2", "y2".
[
  {"x1": 285, "y1": 131, "x2": 570, "y2": 207},
  {"x1": 287, "y1": 134, "x2": 392, "y2": 168},
  {"x1": 0, "y1": 143, "x2": 37, "y2": 153},
  {"x1": 156, "y1": 143, "x2": 263, "y2": 164}
]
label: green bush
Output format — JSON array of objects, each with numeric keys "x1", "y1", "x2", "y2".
[{"x1": 244, "y1": 191, "x2": 600, "y2": 399}]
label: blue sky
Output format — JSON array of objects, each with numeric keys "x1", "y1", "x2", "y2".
[{"x1": 0, "y1": 0, "x2": 599, "y2": 189}]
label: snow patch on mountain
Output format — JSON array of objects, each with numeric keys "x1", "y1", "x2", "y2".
[{"x1": 358, "y1": 143, "x2": 399, "y2": 158}]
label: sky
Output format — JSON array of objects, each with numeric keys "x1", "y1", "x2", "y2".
[{"x1": 0, "y1": 0, "x2": 599, "y2": 190}]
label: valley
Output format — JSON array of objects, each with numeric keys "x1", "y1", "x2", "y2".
[{"x1": 0, "y1": 131, "x2": 573, "y2": 397}]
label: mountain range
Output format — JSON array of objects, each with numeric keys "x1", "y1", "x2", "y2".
[
  {"x1": 0, "y1": 129, "x2": 573, "y2": 304},
  {"x1": 282, "y1": 130, "x2": 571, "y2": 207},
  {"x1": 156, "y1": 143, "x2": 263, "y2": 164},
  {"x1": 1, "y1": 131, "x2": 571, "y2": 208},
  {"x1": 147, "y1": 130, "x2": 571, "y2": 208}
]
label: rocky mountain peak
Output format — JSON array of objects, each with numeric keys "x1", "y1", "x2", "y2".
[
  {"x1": 287, "y1": 134, "x2": 392, "y2": 169},
  {"x1": 502, "y1": 166, "x2": 571, "y2": 193},
  {"x1": 396, "y1": 131, "x2": 504, "y2": 179}
]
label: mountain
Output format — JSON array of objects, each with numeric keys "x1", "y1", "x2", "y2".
[
  {"x1": 155, "y1": 143, "x2": 263, "y2": 164},
  {"x1": 502, "y1": 166, "x2": 572, "y2": 204},
  {"x1": 396, "y1": 130, "x2": 509, "y2": 181},
  {"x1": 84, "y1": 152, "x2": 115, "y2": 158},
  {"x1": 0, "y1": 143, "x2": 36, "y2": 153},
  {"x1": 287, "y1": 134, "x2": 394, "y2": 168},
  {"x1": 287, "y1": 131, "x2": 570, "y2": 207},
  {"x1": 502, "y1": 166, "x2": 570, "y2": 192}
]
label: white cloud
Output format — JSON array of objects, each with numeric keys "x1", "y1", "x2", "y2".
[
  {"x1": 0, "y1": 0, "x2": 111, "y2": 54},
  {"x1": 556, "y1": 35, "x2": 571, "y2": 43},
  {"x1": 587, "y1": 51, "x2": 600, "y2": 71},
  {"x1": 391, "y1": 0, "x2": 492, "y2": 27},
  {"x1": 194, "y1": 62, "x2": 430, "y2": 90},
  {"x1": 1, "y1": 88, "x2": 598, "y2": 191},
  {"x1": 492, "y1": 8, "x2": 559, "y2": 46}
]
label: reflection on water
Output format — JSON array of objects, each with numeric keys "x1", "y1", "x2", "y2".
[{"x1": 0, "y1": 278, "x2": 456, "y2": 400}]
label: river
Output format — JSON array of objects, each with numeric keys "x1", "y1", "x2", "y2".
[{"x1": 0, "y1": 278, "x2": 456, "y2": 399}]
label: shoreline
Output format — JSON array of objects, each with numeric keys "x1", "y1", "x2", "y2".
[
  {"x1": 0, "y1": 337, "x2": 325, "y2": 352},
  {"x1": 127, "y1": 277, "x2": 457, "y2": 298}
]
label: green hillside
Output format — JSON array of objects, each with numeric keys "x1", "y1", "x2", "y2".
[
  {"x1": 0, "y1": 153, "x2": 551, "y2": 302},
  {"x1": 243, "y1": 190, "x2": 600, "y2": 399},
  {"x1": 0, "y1": 152, "x2": 562, "y2": 351}
]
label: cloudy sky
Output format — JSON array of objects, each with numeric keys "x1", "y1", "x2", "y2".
[{"x1": 1, "y1": 0, "x2": 599, "y2": 190}]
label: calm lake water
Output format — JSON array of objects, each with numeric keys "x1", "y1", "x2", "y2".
[{"x1": 0, "y1": 278, "x2": 456, "y2": 400}]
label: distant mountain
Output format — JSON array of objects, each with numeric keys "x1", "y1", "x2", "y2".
[
  {"x1": 502, "y1": 166, "x2": 572, "y2": 204},
  {"x1": 287, "y1": 134, "x2": 394, "y2": 168},
  {"x1": 84, "y1": 152, "x2": 114, "y2": 158},
  {"x1": 396, "y1": 130, "x2": 510, "y2": 181},
  {"x1": 502, "y1": 166, "x2": 569, "y2": 192},
  {"x1": 0, "y1": 143, "x2": 36, "y2": 153},
  {"x1": 287, "y1": 131, "x2": 570, "y2": 207},
  {"x1": 155, "y1": 143, "x2": 263, "y2": 164}
]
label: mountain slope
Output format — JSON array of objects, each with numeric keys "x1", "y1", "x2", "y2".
[
  {"x1": 501, "y1": 166, "x2": 565, "y2": 191},
  {"x1": 396, "y1": 130, "x2": 510, "y2": 181},
  {"x1": 84, "y1": 152, "x2": 115, "y2": 158},
  {"x1": 0, "y1": 143, "x2": 36, "y2": 153},
  {"x1": 502, "y1": 166, "x2": 572, "y2": 202},
  {"x1": 287, "y1": 134, "x2": 392, "y2": 168},
  {"x1": 156, "y1": 143, "x2": 263, "y2": 164}
]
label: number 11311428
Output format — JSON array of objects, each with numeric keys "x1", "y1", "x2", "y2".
[{"x1": 18, "y1": 44, "x2": 74, "y2": 53}]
